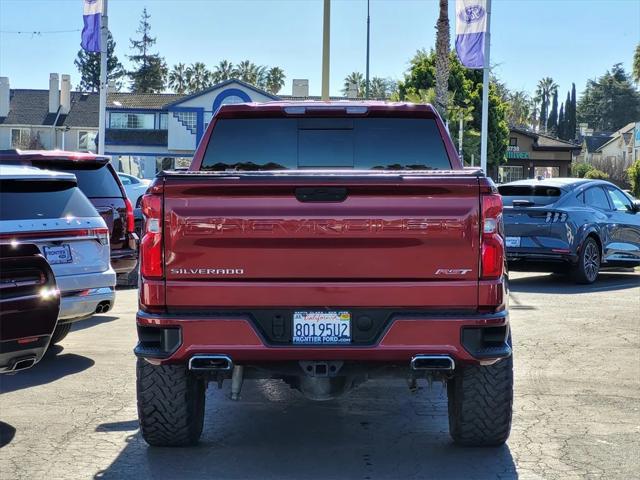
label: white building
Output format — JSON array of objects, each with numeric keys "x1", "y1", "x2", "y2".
[{"x1": 0, "y1": 74, "x2": 98, "y2": 152}]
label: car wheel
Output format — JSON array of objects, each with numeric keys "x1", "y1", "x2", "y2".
[
  {"x1": 573, "y1": 237, "x2": 600, "y2": 284},
  {"x1": 50, "y1": 323, "x2": 72, "y2": 345},
  {"x1": 136, "y1": 358, "x2": 206, "y2": 447}
]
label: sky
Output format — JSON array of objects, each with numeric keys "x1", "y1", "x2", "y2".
[{"x1": 0, "y1": 0, "x2": 638, "y2": 101}]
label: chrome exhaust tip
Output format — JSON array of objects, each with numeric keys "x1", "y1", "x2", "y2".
[
  {"x1": 95, "y1": 301, "x2": 111, "y2": 314},
  {"x1": 188, "y1": 354, "x2": 233, "y2": 372},
  {"x1": 10, "y1": 355, "x2": 37, "y2": 372},
  {"x1": 410, "y1": 355, "x2": 455, "y2": 371}
]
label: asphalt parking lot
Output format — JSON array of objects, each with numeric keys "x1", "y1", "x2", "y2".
[{"x1": 1, "y1": 271, "x2": 639, "y2": 480}]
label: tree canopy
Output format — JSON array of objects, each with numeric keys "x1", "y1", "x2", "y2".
[
  {"x1": 577, "y1": 63, "x2": 640, "y2": 131},
  {"x1": 74, "y1": 31, "x2": 125, "y2": 92},
  {"x1": 128, "y1": 8, "x2": 167, "y2": 93},
  {"x1": 396, "y1": 49, "x2": 509, "y2": 170}
]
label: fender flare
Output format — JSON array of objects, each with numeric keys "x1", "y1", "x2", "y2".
[{"x1": 575, "y1": 224, "x2": 603, "y2": 256}]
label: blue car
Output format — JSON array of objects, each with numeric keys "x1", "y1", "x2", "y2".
[{"x1": 498, "y1": 178, "x2": 640, "y2": 283}]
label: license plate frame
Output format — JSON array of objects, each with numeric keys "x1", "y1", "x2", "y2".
[
  {"x1": 43, "y1": 244, "x2": 73, "y2": 265},
  {"x1": 292, "y1": 311, "x2": 351, "y2": 345},
  {"x1": 505, "y1": 236, "x2": 521, "y2": 248}
]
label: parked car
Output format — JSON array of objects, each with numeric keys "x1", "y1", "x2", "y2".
[
  {"x1": 0, "y1": 165, "x2": 115, "y2": 344},
  {"x1": 134, "y1": 101, "x2": 512, "y2": 447},
  {"x1": 117, "y1": 172, "x2": 151, "y2": 208},
  {"x1": 0, "y1": 242, "x2": 60, "y2": 373},
  {"x1": 499, "y1": 178, "x2": 640, "y2": 283},
  {"x1": 0, "y1": 150, "x2": 138, "y2": 282}
]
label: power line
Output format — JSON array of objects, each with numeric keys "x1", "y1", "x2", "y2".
[{"x1": 0, "y1": 28, "x2": 81, "y2": 35}]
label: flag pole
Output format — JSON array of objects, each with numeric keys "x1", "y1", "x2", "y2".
[
  {"x1": 479, "y1": 0, "x2": 491, "y2": 174},
  {"x1": 365, "y1": 0, "x2": 370, "y2": 99},
  {"x1": 321, "y1": 0, "x2": 330, "y2": 101},
  {"x1": 98, "y1": 0, "x2": 108, "y2": 155}
]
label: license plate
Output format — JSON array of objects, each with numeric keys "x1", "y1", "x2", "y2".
[
  {"x1": 43, "y1": 244, "x2": 73, "y2": 264},
  {"x1": 292, "y1": 311, "x2": 351, "y2": 345},
  {"x1": 505, "y1": 236, "x2": 521, "y2": 248}
]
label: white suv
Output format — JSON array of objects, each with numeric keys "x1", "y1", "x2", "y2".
[{"x1": 0, "y1": 165, "x2": 116, "y2": 344}]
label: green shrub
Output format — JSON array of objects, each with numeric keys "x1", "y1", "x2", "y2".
[
  {"x1": 627, "y1": 160, "x2": 640, "y2": 197},
  {"x1": 571, "y1": 162, "x2": 595, "y2": 178},
  {"x1": 584, "y1": 169, "x2": 609, "y2": 180}
]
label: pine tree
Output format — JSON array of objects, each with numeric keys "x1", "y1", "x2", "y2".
[
  {"x1": 558, "y1": 103, "x2": 565, "y2": 139},
  {"x1": 569, "y1": 83, "x2": 576, "y2": 139},
  {"x1": 546, "y1": 90, "x2": 558, "y2": 133},
  {"x1": 74, "y1": 31, "x2": 125, "y2": 92},
  {"x1": 128, "y1": 8, "x2": 167, "y2": 93}
]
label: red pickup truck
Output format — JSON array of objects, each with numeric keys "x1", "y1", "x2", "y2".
[{"x1": 135, "y1": 102, "x2": 512, "y2": 447}]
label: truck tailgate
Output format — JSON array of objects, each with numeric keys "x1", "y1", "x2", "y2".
[{"x1": 162, "y1": 173, "x2": 481, "y2": 308}]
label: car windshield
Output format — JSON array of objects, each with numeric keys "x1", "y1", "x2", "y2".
[
  {"x1": 201, "y1": 117, "x2": 451, "y2": 171},
  {"x1": 498, "y1": 185, "x2": 563, "y2": 206},
  {"x1": 0, "y1": 180, "x2": 98, "y2": 220}
]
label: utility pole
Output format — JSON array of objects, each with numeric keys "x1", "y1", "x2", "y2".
[
  {"x1": 97, "y1": 0, "x2": 108, "y2": 155},
  {"x1": 321, "y1": 0, "x2": 331, "y2": 101},
  {"x1": 479, "y1": 0, "x2": 492, "y2": 174},
  {"x1": 365, "y1": 0, "x2": 370, "y2": 99}
]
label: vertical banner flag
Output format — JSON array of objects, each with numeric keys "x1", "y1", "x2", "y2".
[
  {"x1": 455, "y1": 0, "x2": 487, "y2": 69},
  {"x1": 81, "y1": 0, "x2": 103, "y2": 52}
]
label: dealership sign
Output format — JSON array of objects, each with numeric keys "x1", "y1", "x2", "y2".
[{"x1": 507, "y1": 145, "x2": 530, "y2": 159}]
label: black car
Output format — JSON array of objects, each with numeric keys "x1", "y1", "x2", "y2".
[
  {"x1": 0, "y1": 243, "x2": 60, "y2": 373},
  {"x1": 499, "y1": 178, "x2": 640, "y2": 283}
]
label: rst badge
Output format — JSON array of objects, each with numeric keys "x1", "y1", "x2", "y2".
[{"x1": 435, "y1": 268, "x2": 472, "y2": 275}]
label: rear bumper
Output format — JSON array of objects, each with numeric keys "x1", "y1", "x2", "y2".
[
  {"x1": 57, "y1": 269, "x2": 116, "y2": 322},
  {"x1": 135, "y1": 309, "x2": 511, "y2": 366},
  {"x1": 507, "y1": 249, "x2": 578, "y2": 271}
]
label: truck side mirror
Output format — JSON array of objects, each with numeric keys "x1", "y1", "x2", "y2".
[{"x1": 633, "y1": 199, "x2": 640, "y2": 213}]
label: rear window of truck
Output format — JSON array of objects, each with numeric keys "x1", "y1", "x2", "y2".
[
  {"x1": 0, "y1": 180, "x2": 98, "y2": 220},
  {"x1": 201, "y1": 118, "x2": 451, "y2": 171}
]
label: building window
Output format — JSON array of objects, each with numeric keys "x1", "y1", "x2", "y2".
[
  {"x1": 78, "y1": 130, "x2": 97, "y2": 152},
  {"x1": 109, "y1": 112, "x2": 155, "y2": 129},
  {"x1": 509, "y1": 137, "x2": 518, "y2": 147},
  {"x1": 534, "y1": 166, "x2": 560, "y2": 179},
  {"x1": 173, "y1": 111, "x2": 197, "y2": 134},
  {"x1": 159, "y1": 113, "x2": 168, "y2": 130},
  {"x1": 11, "y1": 128, "x2": 30, "y2": 148},
  {"x1": 498, "y1": 165, "x2": 524, "y2": 184}
]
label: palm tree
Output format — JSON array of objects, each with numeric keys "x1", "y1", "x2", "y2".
[
  {"x1": 535, "y1": 77, "x2": 558, "y2": 132},
  {"x1": 434, "y1": 0, "x2": 450, "y2": 118},
  {"x1": 187, "y1": 62, "x2": 212, "y2": 92},
  {"x1": 212, "y1": 60, "x2": 234, "y2": 83},
  {"x1": 342, "y1": 72, "x2": 364, "y2": 98},
  {"x1": 254, "y1": 65, "x2": 269, "y2": 89},
  {"x1": 265, "y1": 67, "x2": 286, "y2": 94},
  {"x1": 369, "y1": 77, "x2": 388, "y2": 99},
  {"x1": 168, "y1": 63, "x2": 189, "y2": 94},
  {"x1": 234, "y1": 60, "x2": 256, "y2": 84},
  {"x1": 507, "y1": 91, "x2": 532, "y2": 128}
]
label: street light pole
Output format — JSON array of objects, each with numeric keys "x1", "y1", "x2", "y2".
[
  {"x1": 321, "y1": 0, "x2": 331, "y2": 101},
  {"x1": 365, "y1": 0, "x2": 370, "y2": 99}
]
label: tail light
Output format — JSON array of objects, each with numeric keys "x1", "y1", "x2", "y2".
[
  {"x1": 140, "y1": 194, "x2": 163, "y2": 279},
  {"x1": 546, "y1": 211, "x2": 567, "y2": 223},
  {"x1": 125, "y1": 198, "x2": 135, "y2": 234},
  {"x1": 481, "y1": 193, "x2": 504, "y2": 280},
  {"x1": 94, "y1": 227, "x2": 110, "y2": 246}
]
